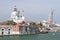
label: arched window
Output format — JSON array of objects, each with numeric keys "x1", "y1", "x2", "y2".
[
  {"x1": 2, "y1": 29, "x2": 4, "y2": 35},
  {"x1": 8, "y1": 29, "x2": 10, "y2": 34}
]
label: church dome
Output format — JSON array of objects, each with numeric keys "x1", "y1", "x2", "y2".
[
  {"x1": 11, "y1": 11, "x2": 17, "y2": 16},
  {"x1": 10, "y1": 6, "x2": 25, "y2": 23}
]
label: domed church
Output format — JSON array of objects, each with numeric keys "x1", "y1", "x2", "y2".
[{"x1": 10, "y1": 6, "x2": 25, "y2": 23}]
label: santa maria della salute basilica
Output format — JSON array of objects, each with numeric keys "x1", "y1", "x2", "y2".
[
  {"x1": 10, "y1": 6, "x2": 25, "y2": 23},
  {"x1": 0, "y1": 6, "x2": 40, "y2": 35}
]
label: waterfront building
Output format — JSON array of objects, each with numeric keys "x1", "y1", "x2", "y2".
[
  {"x1": 0, "y1": 6, "x2": 26, "y2": 35},
  {"x1": 0, "y1": 6, "x2": 40, "y2": 35},
  {"x1": 40, "y1": 10, "x2": 60, "y2": 32},
  {"x1": 0, "y1": 25, "x2": 13, "y2": 35}
]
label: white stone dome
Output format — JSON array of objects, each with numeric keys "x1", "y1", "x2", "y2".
[
  {"x1": 11, "y1": 11, "x2": 17, "y2": 16},
  {"x1": 10, "y1": 6, "x2": 25, "y2": 23},
  {"x1": 42, "y1": 20, "x2": 47, "y2": 23}
]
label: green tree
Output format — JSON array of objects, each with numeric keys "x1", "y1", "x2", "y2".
[
  {"x1": 38, "y1": 22, "x2": 44, "y2": 30},
  {"x1": 7, "y1": 20, "x2": 15, "y2": 25}
]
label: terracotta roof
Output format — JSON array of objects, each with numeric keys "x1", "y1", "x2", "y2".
[{"x1": 0, "y1": 22, "x2": 8, "y2": 25}]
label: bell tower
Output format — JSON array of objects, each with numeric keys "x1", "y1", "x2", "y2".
[{"x1": 48, "y1": 10, "x2": 54, "y2": 27}]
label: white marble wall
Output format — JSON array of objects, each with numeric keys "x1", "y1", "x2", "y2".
[{"x1": 0, "y1": 25, "x2": 13, "y2": 35}]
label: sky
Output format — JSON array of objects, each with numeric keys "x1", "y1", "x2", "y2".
[{"x1": 0, "y1": 0, "x2": 60, "y2": 23}]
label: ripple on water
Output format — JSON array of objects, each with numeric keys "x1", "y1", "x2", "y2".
[{"x1": 0, "y1": 32, "x2": 60, "y2": 40}]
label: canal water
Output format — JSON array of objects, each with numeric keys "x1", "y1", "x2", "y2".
[{"x1": 0, "y1": 32, "x2": 60, "y2": 40}]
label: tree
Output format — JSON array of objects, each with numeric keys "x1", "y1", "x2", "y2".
[
  {"x1": 38, "y1": 22, "x2": 44, "y2": 30},
  {"x1": 7, "y1": 20, "x2": 16, "y2": 25}
]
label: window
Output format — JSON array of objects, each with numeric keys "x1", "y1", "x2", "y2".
[
  {"x1": 2, "y1": 29, "x2": 4, "y2": 35},
  {"x1": 8, "y1": 29, "x2": 10, "y2": 34}
]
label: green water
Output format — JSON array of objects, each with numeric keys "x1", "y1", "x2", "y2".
[{"x1": 0, "y1": 32, "x2": 60, "y2": 40}]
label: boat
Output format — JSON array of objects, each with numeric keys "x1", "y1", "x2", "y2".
[{"x1": 40, "y1": 30, "x2": 48, "y2": 34}]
